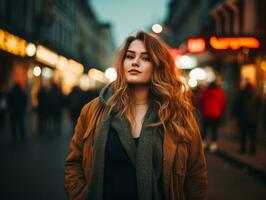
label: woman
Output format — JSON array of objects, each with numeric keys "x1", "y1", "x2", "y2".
[{"x1": 65, "y1": 31, "x2": 207, "y2": 200}]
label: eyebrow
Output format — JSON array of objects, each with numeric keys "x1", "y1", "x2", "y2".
[{"x1": 126, "y1": 50, "x2": 148, "y2": 55}]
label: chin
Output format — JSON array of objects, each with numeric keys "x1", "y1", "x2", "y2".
[{"x1": 127, "y1": 79, "x2": 150, "y2": 85}]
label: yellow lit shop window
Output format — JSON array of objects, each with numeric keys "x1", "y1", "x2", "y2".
[
  {"x1": 261, "y1": 61, "x2": 266, "y2": 71},
  {"x1": 240, "y1": 64, "x2": 256, "y2": 87},
  {"x1": 0, "y1": 28, "x2": 27, "y2": 56},
  {"x1": 36, "y1": 45, "x2": 59, "y2": 67}
]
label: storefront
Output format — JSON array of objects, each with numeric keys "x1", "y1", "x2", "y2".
[
  {"x1": 0, "y1": 28, "x2": 31, "y2": 91},
  {"x1": 174, "y1": 35, "x2": 266, "y2": 99},
  {"x1": 0, "y1": 28, "x2": 88, "y2": 109}
]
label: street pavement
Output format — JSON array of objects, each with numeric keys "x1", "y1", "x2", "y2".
[
  {"x1": 207, "y1": 153, "x2": 266, "y2": 200},
  {"x1": 217, "y1": 121, "x2": 266, "y2": 183},
  {"x1": 0, "y1": 113, "x2": 72, "y2": 200},
  {"x1": 0, "y1": 113, "x2": 265, "y2": 200}
]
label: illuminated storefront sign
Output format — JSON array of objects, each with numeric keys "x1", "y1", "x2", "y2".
[
  {"x1": 187, "y1": 38, "x2": 206, "y2": 53},
  {"x1": 56, "y1": 56, "x2": 68, "y2": 70},
  {"x1": 68, "y1": 59, "x2": 84, "y2": 75},
  {"x1": 35, "y1": 45, "x2": 84, "y2": 74},
  {"x1": 88, "y1": 68, "x2": 107, "y2": 83},
  {"x1": 210, "y1": 36, "x2": 260, "y2": 50},
  {"x1": 185, "y1": 36, "x2": 261, "y2": 53},
  {"x1": 0, "y1": 28, "x2": 27, "y2": 56},
  {"x1": 36, "y1": 45, "x2": 59, "y2": 67}
]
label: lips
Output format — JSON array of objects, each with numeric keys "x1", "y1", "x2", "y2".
[{"x1": 128, "y1": 69, "x2": 141, "y2": 74}]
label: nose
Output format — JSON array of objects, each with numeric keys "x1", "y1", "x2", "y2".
[{"x1": 132, "y1": 57, "x2": 140, "y2": 67}]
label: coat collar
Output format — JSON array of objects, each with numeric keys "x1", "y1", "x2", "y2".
[{"x1": 111, "y1": 114, "x2": 137, "y2": 165}]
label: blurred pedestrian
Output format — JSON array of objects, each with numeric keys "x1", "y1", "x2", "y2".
[
  {"x1": 37, "y1": 84, "x2": 49, "y2": 135},
  {"x1": 261, "y1": 97, "x2": 266, "y2": 135},
  {"x1": 232, "y1": 81, "x2": 260, "y2": 154},
  {"x1": 191, "y1": 85, "x2": 204, "y2": 127},
  {"x1": 49, "y1": 82, "x2": 64, "y2": 135},
  {"x1": 7, "y1": 83, "x2": 27, "y2": 141},
  {"x1": 199, "y1": 81, "x2": 225, "y2": 152},
  {"x1": 0, "y1": 88, "x2": 8, "y2": 132},
  {"x1": 65, "y1": 31, "x2": 207, "y2": 200},
  {"x1": 67, "y1": 86, "x2": 84, "y2": 130}
]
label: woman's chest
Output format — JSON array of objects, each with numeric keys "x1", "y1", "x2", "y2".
[{"x1": 131, "y1": 106, "x2": 148, "y2": 138}]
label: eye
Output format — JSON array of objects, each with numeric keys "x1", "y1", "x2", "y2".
[
  {"x1": 126, "y1": 54, "x2": 134, "y2": 59},
  {"x1": 142, "y1": 56, "x2": 150, "y2": 61}
]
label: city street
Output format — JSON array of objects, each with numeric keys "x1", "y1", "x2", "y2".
[
  {"x1": 0, "y1": 115, "x2": 265, "y2": 200},
  {"x1": 1, "y1": 0, "x2": 266, "y2": 199}
]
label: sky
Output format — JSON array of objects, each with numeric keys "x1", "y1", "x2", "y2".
[{"x1": 90, "y1": 0, "x2": 170, "y2": 48}]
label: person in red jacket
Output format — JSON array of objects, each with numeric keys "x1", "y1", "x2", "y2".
[{"x1": 199, "y1": 81, "x2": 225, "y2": 152}]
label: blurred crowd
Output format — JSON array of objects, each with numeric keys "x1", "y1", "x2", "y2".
[
  {"x1": 194, "y1": 79, "x2": 265, "y2": 155},
  {"x1": 0, "y1": 82, "x2": 99, "y2": 141}
]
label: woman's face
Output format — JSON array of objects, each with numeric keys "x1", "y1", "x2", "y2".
[{"x1": 123, "y1": 40, "x2": 153, "y2": 85}]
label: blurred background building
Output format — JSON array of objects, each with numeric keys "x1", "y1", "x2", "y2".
[
  {"x1": 75, "y1": 0, "x2": 115, "y2": 71},
  {"x1": 0, "y1": 0, "x2": 116, "y2": 108},
  {"x1": 160, "y1": 0, "x2": 266, "y2": 132}
]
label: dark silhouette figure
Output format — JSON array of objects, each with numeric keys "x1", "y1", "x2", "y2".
[
  {"x1": 67, "y1": 86, "x2": 84, "y2": 130},
  {"x1": 7, "y1": 83, "x2": 27, "y2": 141},
  {"x1": 232, "y1": 82, "x2": 260, "y2": 154},
  {"x1": 199, "y1": 81, "x2": 225, "y2": 152},
  {"x1": 262, "y1": 99, "x2": 266, "y2": 135},
  {"x1": 0, "y1": 89, "x2": 8, "y2": 132},
  {"x1": 48, "y1": 83, "x2": 64, "y2": 135},
  {"x1": 37, "y1": 85, "x2": 49, "y2": 135},
  {"x1": 67, "y1": 86, "x2": 99, "y2": 130}
]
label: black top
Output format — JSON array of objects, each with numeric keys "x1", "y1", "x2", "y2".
[
  {"x1": 103, "y1": 127, "x2": 139, "y2": 200},
  {"x1": 133, "y1": 137, "x2": 140, "y2": 146}
]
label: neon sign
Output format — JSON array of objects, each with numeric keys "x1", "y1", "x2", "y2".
[
  {"x1": 187, "y1": 38, "x2": 206, "y2": 53},
  {"x1": 210, "y1": 36, "x2": 259, "y2": 50}
]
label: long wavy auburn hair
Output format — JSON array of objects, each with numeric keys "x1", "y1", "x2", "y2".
[{"x1": 105, "y1": 31, "x2": 199, "y2": 140}]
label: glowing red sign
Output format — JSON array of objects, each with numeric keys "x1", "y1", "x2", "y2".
[
  {"x1": 210, "y1": 36, "x2": 259, "y2": 50},
  {"x1": 187, "y1": 38, "x2": 206, "y2": 53}
]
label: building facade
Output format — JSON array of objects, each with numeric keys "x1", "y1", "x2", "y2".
[
  {"x1": 163, "y1": 0, "x2": 266, "y2": 96},
  {"x1": 0, "y1": 0, "x2": 116, "y2": 103},
  {"x1": 75, "y1": 0, "x2": 116, "y2": 71},
  {"x1": 163, "y1": 0, "x2": 266, "y2": 132}
]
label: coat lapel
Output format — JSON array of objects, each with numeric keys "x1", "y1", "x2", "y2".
[
  {"x1": 136, "y1": 129, "x2": 153, "y2": 200},
  {"x1": 136, "y1": 105, "x2": 158, "y2": 200},
  {"x1": 111, "y1": 115, "x2": 137, "y2": 166},
  {"x1": 87, "y1": 114, "x2": 111, "y2": 200}
]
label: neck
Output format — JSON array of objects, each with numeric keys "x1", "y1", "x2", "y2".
[{"x1": 129, "y1": 84, "x2": 149, "y2": 105}]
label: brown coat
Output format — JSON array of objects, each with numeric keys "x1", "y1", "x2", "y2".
[{"x1": 65, "y1": 98, "x2": 207, "y2": 200}]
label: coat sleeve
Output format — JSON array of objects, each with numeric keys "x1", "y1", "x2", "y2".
[
  {"x1": 184, "y1": 131, "x2": 208, "y2": 200},
  {"x1": 64, "y1": 103, "x2": 91, "y2": 200}
]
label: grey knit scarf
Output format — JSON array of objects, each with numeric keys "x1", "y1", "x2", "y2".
[{"x1": 87, "y1": 105, "x2": 164, "y2": 200}]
